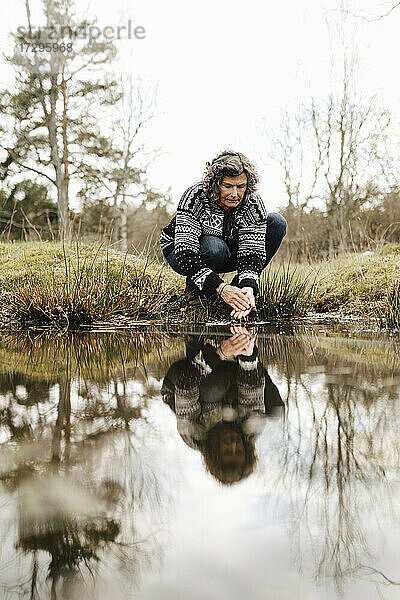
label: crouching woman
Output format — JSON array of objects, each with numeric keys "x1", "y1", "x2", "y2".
[{"x1": 160, "y1": 150, "x2": 287, "y2": 319}]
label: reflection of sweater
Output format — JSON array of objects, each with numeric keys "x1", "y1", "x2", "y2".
[
  {"x1": 159, "y1": 181, "x2": 268, "y2": 296},
  {"x1": 161, "y1": 338, "x2": 283, "y2": 450}
]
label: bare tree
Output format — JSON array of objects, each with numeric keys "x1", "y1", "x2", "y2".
[
  {"x1": 269, "y1": 107, "x2": 322, "y2": 239},
  {"x1": 308, "y1": 83, "x2": 391, "y2": 251},
  {"x1": 269, "y1": 83, "x2": 393, "y2": 256},
  {"x1": 74, "y1": 73, "x2": 162, "y2": 248},
  {"x1": 109, "y1": 76, "x2": 160, "y2": 245}
]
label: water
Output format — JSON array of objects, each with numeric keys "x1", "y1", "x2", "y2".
[{"x1": 0, "y1": 324, "x2": 399, "y2": 599}]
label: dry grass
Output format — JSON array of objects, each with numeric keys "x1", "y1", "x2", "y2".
[
  {"x1": 312, "y1": 244, "x2": 400, "y2": 315},
  {"x1": 0, "y1": 241, "x2": 181, "y2": 329}
]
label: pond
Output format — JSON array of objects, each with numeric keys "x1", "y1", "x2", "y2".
[{"x1": 0, "y1": 323, "x2": 399, "y2": 599}]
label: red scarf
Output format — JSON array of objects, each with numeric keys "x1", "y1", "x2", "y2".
[{"x1": 215, "y1": 198, "x2": 232, "y2": 211}]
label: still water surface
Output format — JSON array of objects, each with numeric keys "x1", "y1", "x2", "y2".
[{"x1": 0, "y1": 324, "x2": 399, "y2": 599}]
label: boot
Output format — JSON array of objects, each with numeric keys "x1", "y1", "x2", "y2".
[
  {"x1": 230, "y1": 273, "x2": 239, "y2": 287},
  {"x1": 185, "y1": 291, "x2": 207, "y2": 308}
]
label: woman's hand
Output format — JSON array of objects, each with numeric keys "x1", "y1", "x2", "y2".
[
  {"x1": 230, "y1": 287, "x2": 256, "y2": 320},
  {"x1": 217, "y1": 284, "x2": 252, "y2": 312}
]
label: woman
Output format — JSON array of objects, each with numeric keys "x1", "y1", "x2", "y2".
[{"x1": 160, "y1": 150, "x2": 287, "y2": 319}]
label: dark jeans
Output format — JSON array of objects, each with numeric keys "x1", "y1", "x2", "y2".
[{"x1": 165, "y1": 212, "x2": 287, "y2": 295}]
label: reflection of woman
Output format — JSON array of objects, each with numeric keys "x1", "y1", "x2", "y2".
[{"x1": 161, "y1": 329, "x2": 283, "y2": 484}]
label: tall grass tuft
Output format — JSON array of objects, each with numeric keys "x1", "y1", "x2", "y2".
[
  {"x1": 382, "y1": 282, "x2": 400, "y2": 330},
  {"x1": 6, "y1": 244, "x2": 175, "y2": 330},
  {"x1": 163, "y1": 264, "x2": 316, "y2": 324},
  {"x1": 257, "y1": 264, "x2": 315, "y2": 319}
]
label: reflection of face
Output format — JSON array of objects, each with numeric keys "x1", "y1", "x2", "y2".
[
  {"x1": 218, "y1": 173, "x2": 248, "y2": 209},
  {"x1": 218, "y1": 424, "x2": 245, "y2": 467}
]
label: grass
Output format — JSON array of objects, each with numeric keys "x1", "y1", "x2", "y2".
[
  {"x1": 311, "y1": 244, "x2": 400, "y2": 328},
  {"x1": 384, "y1": 282, "x2": 400, "y2": 329},
  {"x1": 161, "y1": 264, "x2": 316, "y2": 324},
  {"x1": 258, "y1": 264, "x2": 316, "y2": 319},
  {"x1": 0, "y1": 241, "x2": 181, "y2": 330},
  {"x1": 312, "y1": 244, "x2": 400, "y2": 310},
  {"x1": 0, "y1": 241, "x2": 399, "y2": 330}
]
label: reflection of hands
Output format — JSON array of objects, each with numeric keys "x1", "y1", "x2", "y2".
[
  {"x1": 217, "y1": 326, "x2": 256, "y2": 360},
  {"x1": 238, "y1": 335, "x2": 255, "y2": 356},
  {"x1": 231, "y1": 287, "x2": 256, "y2": 320}
]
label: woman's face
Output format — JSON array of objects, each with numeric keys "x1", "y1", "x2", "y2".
[
  {"x1": 218, "y1": 424, "x2": 245, "y2": 467},
  {"x1": 218, "y1": 173, "x2": 248, "y2": 209}
]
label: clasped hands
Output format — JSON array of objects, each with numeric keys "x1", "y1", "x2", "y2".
[
  {"x1": 216, "y1": 283, "x2": 256, "y2": 320},
  {"x1": 216, "y1": 325, "x2": 256, "y2": 360}
]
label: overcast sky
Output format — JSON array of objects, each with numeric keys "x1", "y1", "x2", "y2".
[{"x1": 1, "y1": 0, "x2": 400, "y2": 210}]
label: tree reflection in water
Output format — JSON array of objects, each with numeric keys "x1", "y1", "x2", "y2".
[
  {"x1": 255, "y1": 329, "x2": 400, "y2": 592},
  {"x1": 0, "y1": 331, "x2": 175, "y2": 599}
]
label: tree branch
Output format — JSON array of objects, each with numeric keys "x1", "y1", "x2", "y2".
[
  {"x1": 0, "y1": 145, "x2": 56, "y2": 185},
  {"x1": 331, "y1": 3, "x2": 400, "y2": 22}
]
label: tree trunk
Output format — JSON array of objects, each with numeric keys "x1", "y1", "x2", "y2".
[
  {"x1": 339, "y1": 203, "x2": 348, "y2": 251},
  {"x1": 52, "y1": 376, "x2": 71, "y2": 464},
  {"x1": 120, "y1": 198, "x2": 128, "y2": 252},
  {"x1": 48, "y1": 74, "x2": 69, "y2": 241},
  {"x1": 111, "y1": 182, "x2": 121, "y2": 244},
  {"x1": 61, "y1": 66, "x2": 70, "y2": 225}
]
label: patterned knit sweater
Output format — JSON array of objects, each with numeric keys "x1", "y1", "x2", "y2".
[{"x1": 159, "y1": 181, "x2": 268, "y2": 296}]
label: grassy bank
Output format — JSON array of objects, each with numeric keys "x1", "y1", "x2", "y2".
[
  {"x1": 311, "y1": 244, "x2": 400, "y2": 327},
  {"x1": 0, "y1": 242, "x2": 181, "y2": 329},
  {"x1": 0, "y1": 241, "x2": 399, "y2": 330}
]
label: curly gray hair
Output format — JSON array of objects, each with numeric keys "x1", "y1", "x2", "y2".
[{"x1": 202, "y1": 150, "x2": 259, "y2": 203}]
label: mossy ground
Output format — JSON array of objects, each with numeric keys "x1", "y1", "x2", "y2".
[
  {"x1": 0, "y1": 241, "x2": 178, "y2": 288},
  {"x1": 311, "y1": 244, "x2": 400, "y2": 319}
]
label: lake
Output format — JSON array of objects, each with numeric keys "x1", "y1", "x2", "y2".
[{"x1": 0, "y1": 323, "x2": 399, "y2": 599}]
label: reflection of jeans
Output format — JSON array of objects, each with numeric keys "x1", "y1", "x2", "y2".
[{"x1": 165, "y1": 212, "x2": 287, "y2": 294}]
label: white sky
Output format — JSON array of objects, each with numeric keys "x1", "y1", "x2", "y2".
[{"x1": 1, "y1": 0, "x2": 400, "y2": 211}]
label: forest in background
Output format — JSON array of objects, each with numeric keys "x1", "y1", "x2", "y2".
[{"x1": 1, "y1": 0, "x2": 399, "y2": 262}]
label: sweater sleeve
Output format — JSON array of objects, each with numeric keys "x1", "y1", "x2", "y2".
[
  {"x1": 236, "y1": 346, "x2": 265, "y2": 412},
  {"x1": 174, "y1": 187, "x2": 224, "y2": 296},
  {"x1": 185, "y1": 338, "x2": 223, "y2": 373},
  {"x1": 237, "y1": 194, "x2": 268, "y2": 295},
  {"x1": 237, "y1": 221, "x2": 267, "y2": 295}
]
